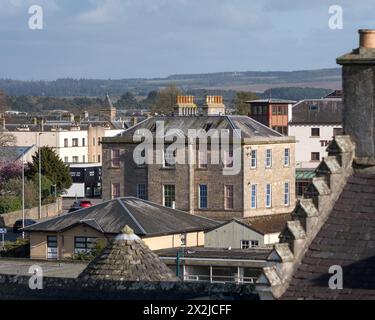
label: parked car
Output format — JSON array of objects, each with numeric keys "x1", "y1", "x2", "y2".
[
  {"x1": 72, "y1": 200, "x2": 93, "y2": 209},
  {"x1": 13, "y1": 219, "x2": 37, "y2": 233}
]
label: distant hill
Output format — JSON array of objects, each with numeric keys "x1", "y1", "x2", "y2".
[{"x1": 0, "y1": 68, "x2": 341, "y2": 98}]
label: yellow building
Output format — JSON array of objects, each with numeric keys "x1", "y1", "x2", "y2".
[{"x1": 23, "y1": 197, "x2": 220, "y2": 260}]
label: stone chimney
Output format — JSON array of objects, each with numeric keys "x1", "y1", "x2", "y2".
[
  {"x1": 203, "y1": 95, "x2": 226, "y2": 116},
  {"x1": 337, "y1": 29, "x2": 375, "y2": 165},
  {"x1": 174, "y1": 95, "x2": 197, "y2": 116}
]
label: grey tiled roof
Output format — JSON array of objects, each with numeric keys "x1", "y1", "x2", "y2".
[
  {"x1": 79, "y1": 229, "x2": 177, "y2": 282},
  {"x1": 23, "y1": 197, "x2": 220, "y2": 236},
  {"x1": 118, "y1": 115, "x2": 283, "y2": 139},
  {"x1": 283, "y1": 172, "x2": 375, "y2": 300},
  {"x1": 290, "y1": 99, "x2": 342, "y2": 124}
]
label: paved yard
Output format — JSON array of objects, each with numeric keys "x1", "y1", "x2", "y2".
[{"x1": 0, "y1": 259, "x2": 88, "y2": 278}]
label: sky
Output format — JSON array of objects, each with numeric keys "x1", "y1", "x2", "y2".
[{"x1": 0, "y1": 0, "x2": 374, "y2": 80}]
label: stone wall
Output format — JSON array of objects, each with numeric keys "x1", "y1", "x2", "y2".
[
  {"x1": 0, "y1": 198, "x2": 62, "y2": 227},
  {"x1": 0, "y1": 273, "x2": 257, "y2": 300}
]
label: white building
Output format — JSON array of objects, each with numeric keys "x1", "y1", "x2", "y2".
[{"x1": 288, "y1": 98, "x2": 342, "y2": 169}]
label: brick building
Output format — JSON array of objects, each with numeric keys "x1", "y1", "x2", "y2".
[{"x1": 101, "y1": 109, "x2": 296, "y2": 220}]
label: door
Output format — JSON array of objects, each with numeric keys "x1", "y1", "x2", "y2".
[{"x1": 47, "y1": 236, "x2": 58, "y2": 259}]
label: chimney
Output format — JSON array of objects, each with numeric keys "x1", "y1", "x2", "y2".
[
  {"x1": 337, "y1": 29, "x2": 375, "y2": 165},
  {"x1": 204, "y1": 95, "x2": 225, "y2": 116},
  {"x1": 174, "y1": 95, "x2": 197, "y2": 116}
]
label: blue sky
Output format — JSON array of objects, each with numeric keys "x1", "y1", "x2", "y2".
[{"x1": 0, "y1": 0, "x2": 373, "y2": 80}]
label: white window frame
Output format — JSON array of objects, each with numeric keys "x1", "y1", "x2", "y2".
[
  {"x1": 284, "y1": 148, "x2": 290, "y2": 167},
  {"x1": 265, "y1": 149, "x2": 272, "y2": 168},
  {"x1": 250, "y1": 150, "x2": 257, "y2": 169},
  {"x1": 251, "y1": 184, "x2": 257, "y2": 209},
  {"x1": 198, "y1": 184, "x2": 208, "y2": 209},
  {"x1": 266, "y1": 183, "x2": 272, "y2": 208},
  {"x1": 241, "y1": 240, "x2": 250, "y2": 249},
  {"x1": 284, "y1": 182, "x2": 290, "y2": 206}
]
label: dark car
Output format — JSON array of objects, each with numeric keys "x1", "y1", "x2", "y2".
[
  {"x1": 72, "y1": 200, "x2": 93, "y2": 209},
  {"x1": 68, "y1": 207, "x2": 82, "y2": 213},
  {"x1": 13, "y1": 219, "x2": 37, "y2": 233}
]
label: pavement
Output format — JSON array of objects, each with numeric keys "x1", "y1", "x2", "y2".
[{"x1": 0, "y1": 259, "x2": 88, "y2": 278}]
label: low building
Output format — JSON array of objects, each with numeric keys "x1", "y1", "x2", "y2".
[
  {"x1": 64, "y1": 163, "x2": 102, "y2": 198},
  {"x1": 156, "y1": 247, "x2": 271, "y2": 284},
  {"x1": 289, "y1": 98, "x2": 343, "y2": 169},
  {"x1": 205, "y1": 213, "x2": 291, "y2": 249},
  {"x1": 0, "y1": 145, "x2": 37, "y2": 164},
  {"x1": 245, "y1": 99, "x2": 296, "y2": 135},
  {"x1": 23, "y1": 197, "x2": 220, "y2": 260}
]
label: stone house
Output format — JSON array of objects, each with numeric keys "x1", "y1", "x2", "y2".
[{"x1": 101, "y1": 113, "x2": 296, "y2": 220}]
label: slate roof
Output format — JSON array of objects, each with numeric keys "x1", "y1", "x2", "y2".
[
  {"x1": 290, "y1": 99, "x2": 343, "y2": 125},
  {"x1": 23, "y1": 197, "x2": 220, "y2": 237},
  {"x1": 283, "y1": 172, "x2": 375, "y2": 300},
  {"x1": 117, "y1": 115, "x2": 283, "y2": 140},
  {"x1": 239, "y1": 213, "x2": 292, "y2": 235},
  {"x1": 79, "y1": 226, "x2": 177, "y2": 282},
  {"x1": 0, "y1": 145, "x2": 35, "y2": 163},
  {"x1": 245, "y1": 99, "x2": 296, "y2": 104},
  {"x1": 155, "y1": 247, "x2": 271, "y2": 261}
]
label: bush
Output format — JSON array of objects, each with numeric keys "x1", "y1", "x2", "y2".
[
  {"x1": 0, "y1": 238, "x2": 30, "y2": 258},
  {"x1": 0, "y1": 196, "x2": 22, "y2": 214}
]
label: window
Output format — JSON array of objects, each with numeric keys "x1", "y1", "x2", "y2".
[
  {"x1": 250, "y1": 150, "x2": 257, "y2": 169},
  {"x1": 180, "y1": 234, "x2": 187, "y2": 247},
  {"x1": 64, "y1": 156, "x2": 68, "y2": 163},
  {"x1": 47, "y1": 236, "x2": 58, "y2": 259},
  {"x1": 198, "y1": 149, "x2": 208, "y2": 168},
  {"x1": 311, "y1": 152, "x2": 320, "y2": 162},
  {"x1": 224, "y1": 148, "x2": 233, "y2": 168},
  {"x1": 284, "y1": 148, "x2": 290, "y2": 166},
  {"x1": 137, "y1": 184, "x2": 146, "y2": 200},
  {"x1": 309, "y1": 104, "x2": 318, "y2": 111},
  {"x1": 64, "y1": 139, "x2": 68, "y2": 147},
  {"x1": 251, "y1": 184, "x2": 257, "y2": 209},
  {"x1": 199, "y1": 184, "x2": 208, "y2": 209},
  {"x1": 164, "y1": 185, "x2": 175, "y2": 208},
  {"x1": 164, "y1": 148, "x2": 176, "y2": 168},
  {"x1": 72, "y1": 138, "x2": 79, "y2": 147},
  {"x1": 311, "y1": 128, "x2": 320, "y2": 137},
  {"x1": 224, "y1": 185, "x2": 234, "y2": 210},
  {"x1": 74, "y1": 237, "x2": 97, "y2": 254},
  {"x1": 241, "y1": 240, "x2": 259, "y2": 249},
  {"x1": 266, "y1": 184, "x2": 272, "y2": 208},
  {"x1": 284, "y1": 182, "x2": 290, "y2": 206},
  {"x1": 111, "y1": 149, "x2": 120, "y2": 167},
  {"x1": 82, "y1": 156, "x2": 86, "y2": 163},
  {"x1": 97, "y1": 155, "x2": 101, "y2": 163},
  {"x1": 98, "y1": 137, "x2": 101, "y2": 144},
  {"x1": 82, "y1": 138, "x2": 86, "y2": 146},
  {"x1": 297, "y1": 181, "x2": 310, "y2": 197},
  {"x1": 333, "y1": 128, "x2": 343, "y2": 136},
  {"x1": 111, "y1": 183, "x2": 120, "y2": 199},
  {"x1": 265, "y1": 149, "x2": 272, "y2": 168},
  {"x1": 72, "y1": 156, "x2": 79, "y2": 163},
  {"x1": 93, "y1": 138, "x2": 96, "y2": 146}
]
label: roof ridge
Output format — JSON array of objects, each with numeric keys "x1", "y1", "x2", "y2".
[{"x1": 116, "y1": 198, "x2": 147, "y2": 235}]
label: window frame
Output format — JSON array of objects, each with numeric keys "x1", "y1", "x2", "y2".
[
  {"x1": 265, "y1": 183, "x2": 272, "y2": 208},
  {"x1": 284, "y1": 148, "x2": 290, "y2": 167},
  {"x1": 224, "y1": 185, "x2": 234, "y2": 210},
  {"x1": 284, "y1": 182, "x2": 290, "y2": 206},
  {"x1": 111, "y1": 149, "x2": 120, "y2": 167},
  {"x1": 111, "y1": 183, "x2": 120, "y2": 199},
  {"x1": 74, "y1": 236, "x2": 97, "y2": 254},
  {"x1": 311, "y1": 128, "x2": 320, "y2": 137},
  {"x1": 251, "y1": 184, "x2": 257, "y2": 209},
  {"x1": 198, "y1": 184, "x2": 208, "y2": 209},
  {"x1": 137, "y1": 183, "x2": 147, "y2": 200},
  {"x1": 163, "y1": 184, "x2": 175, "y2": 208},
  {"x1": 311, "y1": 152, "x2": 320, "y2": 162},
  {"x1": 265, "y1": 149, "x2": 272, "y2": 168},
  {"x1": 250, "y1": 150, "x2": 257, "y2": 169}
]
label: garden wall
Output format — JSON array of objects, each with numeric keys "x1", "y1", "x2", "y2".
[{"x1": 0, "y1": 197, "x2": 62, "y2": 227}]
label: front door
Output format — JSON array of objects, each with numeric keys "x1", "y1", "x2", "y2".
[{"x1": 47, "y1": 235, "x2": 58, "y2": 259}]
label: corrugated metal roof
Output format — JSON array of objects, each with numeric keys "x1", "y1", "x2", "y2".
[{"x1": 296, "y1": 169, "x2": 316, "y2": 180}]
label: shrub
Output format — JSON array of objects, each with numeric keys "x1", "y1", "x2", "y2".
[{"x1": 0, "y1": 196, "x2": 22, "y2": 214}]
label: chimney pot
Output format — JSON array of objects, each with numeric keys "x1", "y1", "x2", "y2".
[{"x1": 359, "y1": 29, "x2": 375, "y2": 49}]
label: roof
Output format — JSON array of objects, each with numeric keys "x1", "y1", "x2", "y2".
[
  {"x1": 116, "y1": 115, "x2": 283, "y2": 140},
  {"x1": 23, "y1": 197, "x2": 220, "y2": 237},
  {"x1": 290, "y1": 99, "x2": 342, "y2": 125},
  {"x1": 0, "y1": 145, "x2": 36, "y2": 163},
  {"x1": 79, "y1": 226, "x2": 177, "y2": 282},
  {"x1": 155, "y1": 247, "x2": 271, "y2": 261},
  {"x1": 239, "y1": 213, "x2": 292, "y2": 235},
  {"x1": 245, "y1": 99, "x2": 296, "y2": 104},
  {"x1": 283, "y1": 172, "x2": 375, "y2": 300},
  {"x1": 296, "y1": 169, "x2": 316, "y2": 181}
]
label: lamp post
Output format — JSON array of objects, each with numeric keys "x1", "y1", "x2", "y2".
[
  {"x1": 21, "y1": 149, "x2": 26, "y2": 239},
  {"x1": 38, "y1": 133, "x2": 44, "y2": 220}
]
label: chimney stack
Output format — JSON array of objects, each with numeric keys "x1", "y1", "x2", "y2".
[{"x1": 337, "y1": 29, "x2": 375, "y2": 165}]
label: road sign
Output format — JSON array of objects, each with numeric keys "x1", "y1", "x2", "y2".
[{"x1": 0, "y1": 228, "x2": 7, "y2": 234}]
